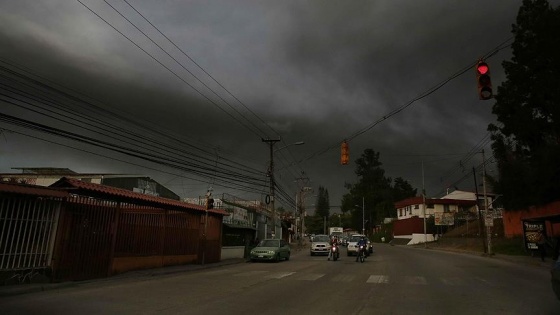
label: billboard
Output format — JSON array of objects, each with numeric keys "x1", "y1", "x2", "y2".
[
  {"x1": 435, "y1": 212, "x2": 455, "y2": 226},
  {"x1": 522, "y1": 221, "x2": 545, "y2": 250}
]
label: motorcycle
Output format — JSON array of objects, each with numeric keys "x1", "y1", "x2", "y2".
[
  {"x1": 328, "y1": 244, "x2": 339, "y2": 261},
  {"x1": 357, "y1": 244, "x2": 366, "y2": 263}
]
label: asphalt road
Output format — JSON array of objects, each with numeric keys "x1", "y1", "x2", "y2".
[{"x1": 0, "y1": 244, "x2": 557, "y2": 315}]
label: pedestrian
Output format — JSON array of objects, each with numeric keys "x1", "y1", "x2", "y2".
[
  {"x1": 553, "y1": 236, "x2": 560, "y2": 261},
  {"x1": 537, "y1": 231, "x2": 547, "y2": 262}
]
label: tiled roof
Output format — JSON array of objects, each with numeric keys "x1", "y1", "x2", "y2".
[
  {"x1": 394, "y1": 196, "x2": 477, "y2": 208},
  {"x1": 0, "y1": 182, "x2": 68, "y2": 198},
  {"x1": 50, "y1": 177, "x2": 228, "y2": 215}
]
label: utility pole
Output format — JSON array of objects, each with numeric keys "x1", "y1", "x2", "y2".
[
  {"x1": 422, "y1": 160, "x2": 427, "y2": 248},
  {"x1": 295, "y1": 173, "x2": 311, "y2": 241},
  {"x1": 262, "y1": 138, "x2": 280, "y2": 238},
  {"x1": 362, "y1": 197, "x2": 365, "y2": 235},
  {"x1": 473, "y1": 167, "x2": 487, "y2": 253},
  {"x1": 482, "y1": 149, "x2": 492, "y2": 255}
]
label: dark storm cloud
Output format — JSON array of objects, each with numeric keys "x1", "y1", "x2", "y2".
[{"x1": 1, "y1": 0, "x2": 553, "y2": 207}]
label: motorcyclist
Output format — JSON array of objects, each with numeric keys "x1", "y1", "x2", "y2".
[
  {"x1": 328, "y1": 236, "x2": 339, "y2": 260},
  {"x1": 355, "y1": 236, "x2": 367, "y2": 262}
]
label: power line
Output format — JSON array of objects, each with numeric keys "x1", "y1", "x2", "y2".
[
  {"x1": 298, "y1": 37, "x2": 514, "y2": 164},
  {"x1": 74, "y1": 0, "x2": 306, "y2": 199},
  {"x1": 102, "y1": 0, "x2": 269, "y2": 139},
  {"x1": 120, "y1": 0, "x2": 279, "y2": 139},
  {"x1": 76, "y1": 0, "x2": 265, "y2": 140},
  {"x1": 0, "y1": 64, "x2": 264, "y2": 178}
]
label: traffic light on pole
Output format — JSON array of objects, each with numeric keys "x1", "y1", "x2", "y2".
[
  {"x1": 476, "y1": 60, "x2": 493, "y2": 100},
  {"x1": 340, "y1": 140, "x2": 349, "y2": 165}
]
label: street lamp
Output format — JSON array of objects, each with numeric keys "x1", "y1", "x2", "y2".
[
  {"x1": 262, "y1": 139, "x2": 304, "y2": 239},
  {"x1": 355, "y1": 197, "x2": 365, "y2": 235}
]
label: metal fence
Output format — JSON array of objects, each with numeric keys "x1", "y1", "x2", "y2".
[{"x1": 0, "y1": 194, "x2": 61, "y2": 283}]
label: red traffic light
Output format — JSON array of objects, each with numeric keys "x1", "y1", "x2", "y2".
[
  {"x1": 477, "y1": 62, "x2": 489, "y2": 75},
  {"x1": 475, "y1": 60, "x2": 492, "y2": 100}
]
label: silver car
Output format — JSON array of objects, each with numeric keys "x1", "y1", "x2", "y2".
[{"x1": 310, "y1": 234, "x2": 331, "y2": 256}]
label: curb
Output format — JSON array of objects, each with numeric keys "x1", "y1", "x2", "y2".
[{"x1": 0, "y1": 258, "x2": 246, "y2": 298}]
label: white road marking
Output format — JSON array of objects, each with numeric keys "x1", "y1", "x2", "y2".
[
  {"x1": 265, "y1": 272, "x2": 296, "y2": 279},
  {"x1": 405, "y1": 276, "x2": 428, "y2": 285},
  {"x1": 366, "y1": 275, "x2": 389, "y2": 284},
  {"x1": 440, "y1": 277, "x2": 465, "y2": 286},
  {"x1": 233, "y1": 271, "x2": 269, "y2": 277},
  {"x1": 296, "y1": 273, "x2": 325, "y2": 281},
  {"x1": 331, "y1": 274, "x2": 355, "y2": 282}
]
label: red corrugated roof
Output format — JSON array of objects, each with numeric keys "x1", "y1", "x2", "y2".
[
  {"x1": 394, "y1": 196, "x2": 424, "y2": 208},
  {"x1": 50, "y1": 177, "x2": 228, "y2": 215},
  {"x1": 0, "y1": 182, "x2": 68, "y2": 198}
]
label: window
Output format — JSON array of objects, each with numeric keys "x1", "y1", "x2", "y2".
[
  {"x1": 444, "y1": 204, "x2": 450, "y2": 212},
  {"x1": 414, "y1": 205, "x2": 419, "y2": 209},
  {"x1": 427, "y1": 204, "x2": 434, "y2": 209}
]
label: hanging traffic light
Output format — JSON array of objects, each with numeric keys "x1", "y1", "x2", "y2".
[
  {"x1": 476, "y1": 60, "x2": 493, "y2": 100},
  {"x1": 341, "y1": 140, "x2": 349, "y2": 165}
]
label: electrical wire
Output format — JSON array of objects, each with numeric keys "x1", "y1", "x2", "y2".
[{"x1": 298, "y1": 37, "x2": 514, "y2": 164}]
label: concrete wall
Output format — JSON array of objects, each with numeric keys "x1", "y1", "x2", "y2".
[
  {"x1": 502, "y1": 200, "x2": 560, "y2": 237},
  {"x1": 393, "y1": 217, "x2": 425, "y2": 236},
  {"x1": 408, "y1": 233, "x2": 435, "y2": 245},
  {"x1": 221, "y1": 246, "x2": 246, "y2": 260}
]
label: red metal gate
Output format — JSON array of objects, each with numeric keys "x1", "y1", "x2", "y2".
[{"x1": 54, "y1": 196, "x2": 115, "y2": 281}]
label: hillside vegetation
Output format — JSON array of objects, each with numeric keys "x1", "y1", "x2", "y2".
[{"x1": 426, "y1": 219, "x2": 529, "y2": 256}]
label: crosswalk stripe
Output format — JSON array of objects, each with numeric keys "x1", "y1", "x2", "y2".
[
  {"x1": 265, "y1": 272, "x2": 296, "y2": 279},
  {"x1": 440, "y1": 277, "x2": 464, "y2": 286},
  {"x1": 296, "y1": 273, "x2": 325, "y2": 281},
  {"x1": 405, "y1": 276, "x2": 428, "y2": 285},
  {"x1": 367, "y1": 275, "x2": 389, "y2": 284},
  {"x1": 202, "y1": 269, "x2": 231, "y2": 276},
  {"x1": 331, "y1": 274, "x2": 355, "y2": 282},
  {"x1": 233, "y1": 271, "x2": 269, "y2": 277},
  {"x1": 231, "y1": 271, "x2": 491, "y2": 286}
]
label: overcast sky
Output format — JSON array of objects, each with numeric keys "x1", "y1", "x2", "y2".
[{"x1": 1, "y1": 0, "x2": 556, "y2": 211}]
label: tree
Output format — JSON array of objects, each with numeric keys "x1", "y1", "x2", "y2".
[
  {"x1": 340, "y1": 149, "x2": 416, "y2": 234},
  {"x1": 304, "y1": 215, "x2": 326, "y2": 235},
  {"x1": 315, "y1": 186, "x2": 330, "y2": 218},
  {"x1": 392, "y1": 177, "x2": 417, "y2": 202},
  {"x1": 488, "y1": 0, "x2": 560, "y2": 210}
]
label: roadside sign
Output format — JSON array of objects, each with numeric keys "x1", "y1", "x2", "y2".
[{"x1": 485, "y1": 215, "x2": 494, "y2": 227}]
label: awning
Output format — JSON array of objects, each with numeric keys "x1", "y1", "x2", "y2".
[
  {"x1": 522, "y1": 215, "x2": 560, "y2": 223},
  {"x1": 223, "y1": 223, "x2": 257, "y2": 230}
]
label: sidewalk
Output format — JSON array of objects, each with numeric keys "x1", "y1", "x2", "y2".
[
  {"x1": 402, "y1": 241, "x2": 555, "y2": 269},
  {"x1": 0, "y1": 258, "x2": 246, "y2": 298}
]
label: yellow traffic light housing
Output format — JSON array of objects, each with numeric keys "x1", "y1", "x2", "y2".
[{"x1": 341, "y1": 141, "x2": 349, "y2": 165}]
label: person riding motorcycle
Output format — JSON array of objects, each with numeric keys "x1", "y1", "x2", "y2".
[
  {"x1": 328, "y1": 236, "x2": 339, "y2": 260},
  {"x1": 355, "y1": 236, "x2": 367, "y2": 262}
]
